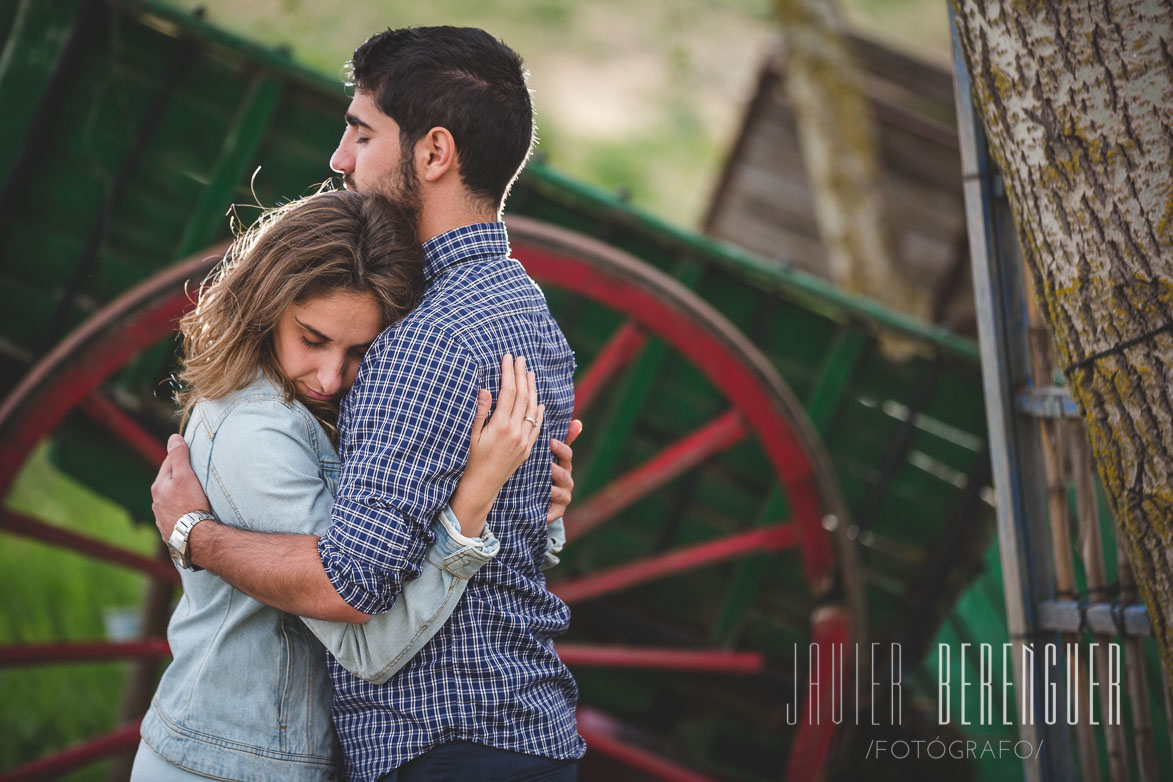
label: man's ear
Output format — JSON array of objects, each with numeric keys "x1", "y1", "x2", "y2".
[{"x1": 418, "y1": 127, "x2": 457, "y2": 183}]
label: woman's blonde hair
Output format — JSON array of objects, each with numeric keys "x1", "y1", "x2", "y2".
[{"x1": 176, "y1": 188, "x2": 424, "y2": 436}]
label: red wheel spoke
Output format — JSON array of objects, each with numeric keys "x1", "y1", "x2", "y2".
[
  {"x1": 577, "y1": 706, "x2": 716, "y2": 782},
  {"x1": 0, "y1": 638, "x2": 170, "y2": 668},
  {"x1": 80, "y1": 392, "x2": 167, "y2": 465},
  {"x1": 574, "y1": 322, "x2": 647, "y2": 417},
  {"x1": 552, "y1": 524, "x2": 797, "y2": 605},
  {"x1": 0, "y1": 246, "x2": 221, "y2": 501},
  {"x1": 565, "y1": 410, "x2": 748, "y2": 539},
  {"x1": 1, "y1": 510, "x2": 178, "y2": 584},
  {"x1": 559, "y1": 644, "x2": 764, "y2": 674},
  {"x1": 784, "y1": 606, "x2": 851, "y2": 782},
  {"x1": 0, "y1": 719, "x2": 142, "y2": 782}
]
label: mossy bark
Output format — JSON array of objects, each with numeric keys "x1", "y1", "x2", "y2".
[
  {"x1": 775, "y1": 0, "x2": 929, "y2": 324},
  {"x1": 952, "y1": 0, "x2": 1173, "y2": 698}
]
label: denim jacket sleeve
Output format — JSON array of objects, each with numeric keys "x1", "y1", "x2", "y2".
[
  {"x1": 542, "y1": 517, "x2": 566, "y2": 571},
  {"x1": 199, "y1": 394, "x2": 497, "y2": 682},
  {"x1": 301, "y1": 506, "x2": 500, "y2": 684}
]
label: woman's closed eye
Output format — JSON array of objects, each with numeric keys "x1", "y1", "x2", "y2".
[{"x1": 300, "y1": 336, "x2": 326, "y2": 349}]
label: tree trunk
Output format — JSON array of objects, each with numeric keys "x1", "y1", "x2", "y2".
[
  {"x1": 952, "y1": 0, "x2": 1173, "y2": 696},
  {"x1": 775, "y1": 0, "x2": 929, "y2": 324}
]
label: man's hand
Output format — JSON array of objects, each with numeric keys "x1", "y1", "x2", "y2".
[
  {"x1": 548, "y1": 419, "x2": 582, "y2": 523},
  {"x1": 152, "y1": 434, "x2": 213, "y2": 541},
  {"x1": 149, "y1": 434, "x2": 366, "y2": 622}
]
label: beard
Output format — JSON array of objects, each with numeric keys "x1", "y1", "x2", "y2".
[
  {"x1": 386, "y1": 155, "x2": 423, "y2": 217},
  {"x1": 350, "y1": 155, "x2": 423, "y2": 240}
]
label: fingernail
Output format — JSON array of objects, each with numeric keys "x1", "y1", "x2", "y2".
[{"x1": 167, "y1": 434, "x2": 184, "y2": 451}]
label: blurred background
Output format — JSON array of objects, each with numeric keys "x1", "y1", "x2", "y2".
[
  {"x1": 180, "y1": 0, "x2": 950, "y2": 227},
  {"x1": 6, "y1": 1, "x2": 1168, "y2": 781},
  {"x1": 0, "y1": 2, "x2": 957, "y2": 781}
]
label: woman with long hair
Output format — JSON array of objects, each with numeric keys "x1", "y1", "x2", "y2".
[{"x1": 131, "y1": 189, "x2": 571, "y2": 781}]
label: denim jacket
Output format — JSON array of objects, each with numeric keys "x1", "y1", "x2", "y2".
[{"x1": 140, "y1": 374, "x2": 507, "y2": 782}]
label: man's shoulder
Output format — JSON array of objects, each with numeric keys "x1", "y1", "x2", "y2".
[
  {"x1": 376, "y1": 256, "x2": 547, "y2": 351},
  {"x1": 432, "y1": 254, "x2": 541, "y2": 310}
]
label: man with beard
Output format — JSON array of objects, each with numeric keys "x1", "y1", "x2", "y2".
[{"x1": 151, "y1": 26, "x2": 584, "y2": 782}]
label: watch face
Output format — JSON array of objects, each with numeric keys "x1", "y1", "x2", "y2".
[{"x1": 168, "y1": 545, "x2": 186, "y2": 570}]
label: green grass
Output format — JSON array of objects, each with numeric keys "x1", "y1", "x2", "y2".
[{"x1": 1, "y1": 444, "x2": 161, "y2": 780}]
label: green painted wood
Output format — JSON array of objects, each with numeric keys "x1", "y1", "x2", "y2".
[
  {"x1": 515, "y1": 172, "x2": 993, "y2": 661},
  {"x1": 710, "y1": 327, "x2": 869, "y2": 644},
  {"x1": 98, "y1": 0, "x2": 983, "y2": 368},
  {"x1": 0, "y1": 279, "x2": 56, "y2": 350},
  {"x1": 710, "y1": 489, "x2": 786, "y2": 644},
  {"x1": 117, "y1": 73, "x2": 284, "y2": 399},
  {"x1": 0, "y1": 3, "x2": 20, "y2": 41},
  {"x1": 47, "y1": 417, "x2": 157, "y2": 523},
  {"x1": 920, "y1": 544, "x2": 1024, "y2": 782},
  {"x1": 118, "y1": 0, "x2": 342, "y2": 99},
  {"x1": 0, "y1": 0, "x2": 87, "y2": 184},
  {"x1": 521, "y1": 163, "x2": 980, "y2": 362},
  {"x1": 172, "y1": 74, "x2": 284, "y2": 260},
  {"x1": 805, "y1": 329, "x2": 868, "y2": 433}
]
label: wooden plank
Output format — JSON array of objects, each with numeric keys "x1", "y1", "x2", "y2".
[
  {"x1": 805, "y1": 329, "x2": 868, "y2": 433},
  {"x1": 0, "y1": 0, "x2": 89, "y2": 184},
  {"x1": 709, "y1": 327, "x2": 867, "y2": 644},
  {"x1": 703, "y1": 34, "x2": 964, "y2": 294},
  {"x1": 709, "y1": 489, "x2": 786, "y2": 644},
  {"x1": 172, "y1": 74, "x2": 284, "y2": 259},
  {"x1": 846, "y1": 33, "x2": 956, "y2": 110}
]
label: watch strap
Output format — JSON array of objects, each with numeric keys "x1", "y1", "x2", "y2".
[{"x1": 168, "y1": 510, "x2": 216, "y2": 571}]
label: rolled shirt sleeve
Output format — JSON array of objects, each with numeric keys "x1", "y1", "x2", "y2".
[
  {"x1": 303, "y1": 508, "x2": 499, "y2": 684},
  {"x1": 318, "y1": 319, "x2": 481, "y2": 615}
]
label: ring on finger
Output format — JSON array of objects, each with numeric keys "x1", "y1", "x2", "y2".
[{"x1": 524, "y1": 416, "x2": 540, "y2": 429}]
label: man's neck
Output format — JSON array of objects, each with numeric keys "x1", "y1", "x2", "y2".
[{"x1": 417, "y1": 191, "x2": 499, "y2": 242}]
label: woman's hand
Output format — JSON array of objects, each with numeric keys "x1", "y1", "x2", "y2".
[
  {"x1": 449, "y1": 354, "x2": 546, "y2": 537},
  {"x1": 548, "y1": 419, "x2": 582, "y2": 523}
]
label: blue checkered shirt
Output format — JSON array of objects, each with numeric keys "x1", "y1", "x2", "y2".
[{"x1": 317, "y1": 222, "x2": 585, "y2": 780}]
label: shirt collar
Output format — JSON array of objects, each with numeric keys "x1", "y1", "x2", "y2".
[{"x1": 422, "y1": 222, "x2": 510, "y2": 284}]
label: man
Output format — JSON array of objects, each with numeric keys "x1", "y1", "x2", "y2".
[{"x1": 151, "y1": 26, "x2": 585, "y2": 781}]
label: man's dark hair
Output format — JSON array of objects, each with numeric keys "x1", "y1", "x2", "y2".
[{"x1": 349, "y1": 27, "x2": 535, "y2": 209}]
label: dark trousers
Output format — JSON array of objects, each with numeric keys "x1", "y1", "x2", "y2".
[{"x1": 380, "y1": 741, "x2": 577, "y2": 782}]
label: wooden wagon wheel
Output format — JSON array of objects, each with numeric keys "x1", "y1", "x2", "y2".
[{"x1": 0, "y1": 217, "x2": 856, "y2": 781}]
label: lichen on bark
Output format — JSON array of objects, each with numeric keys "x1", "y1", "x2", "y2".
[{"x1": 953, "y1": 0, "x2": 1173, "y2": 701}]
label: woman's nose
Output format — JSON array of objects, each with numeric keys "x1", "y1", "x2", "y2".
[{"x1": 318, "y1": 363, "x2": 344, "y2": 397}]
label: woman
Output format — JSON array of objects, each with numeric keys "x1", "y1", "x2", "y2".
[{"x1": 131, "y1": 189, "x2": 572, "y2": 781}]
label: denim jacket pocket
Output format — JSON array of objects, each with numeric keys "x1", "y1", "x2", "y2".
[{"x1": 320, "y1": 458, "x2": 341, "y2": 495}]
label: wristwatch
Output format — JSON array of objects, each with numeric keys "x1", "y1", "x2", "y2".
[{"x1": 168, "y1": 510, "x2": 216, "y2": 571}]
